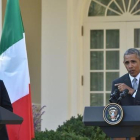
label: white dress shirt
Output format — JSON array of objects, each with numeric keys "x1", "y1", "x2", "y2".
[{"x1": 129, "y1": 73, "x2": 140, "y2": 98}]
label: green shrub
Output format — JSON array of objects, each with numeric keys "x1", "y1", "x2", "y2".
[
  {"x1": 57, "y1": 115, "x2": 109, "y2": 140},
  {"x1": 34, "y1": 115, "x2": 109, "y2": 140},
  {"x1": 34, "y1": 130, "x2": 90, "y2": 140}
]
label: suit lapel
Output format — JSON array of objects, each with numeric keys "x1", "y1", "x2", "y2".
[
  {"x1": 124, "y1": 74, "x2": 132, "y2": 88},
  {"x1": 135, "y1": 77, "x2": 140, "y2": 101},
  {"x1": 125, "y1": 73, "x2": 140, "y2": 102},
  {"x1": 122, "y1": 74, "x2": 135, "y2": 105}
]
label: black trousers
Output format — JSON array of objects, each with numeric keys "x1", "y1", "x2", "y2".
[
  {"x1": 136, "y1": 136, "x2": 140, "y2": 140},
  {"x1": 0, "y1": 125, "x2": 9, "y2": 140}
]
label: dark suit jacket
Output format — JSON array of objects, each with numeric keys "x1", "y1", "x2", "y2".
[
  {"x1": 0, "y1": 80, "x2": 13, "y2": 140},
  {"x1": 111, "y1": 73, "x2": 140, "y2": 105},
  {"x1": 112, "y1": 74, "x2": 140, "y2": 140}
]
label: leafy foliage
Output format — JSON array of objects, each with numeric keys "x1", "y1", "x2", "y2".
[
  {"x1": 35, "y1": 130, "x2": 89, "y2": 140},
  {"x1": 57, "y1": 115, "x2": 109, "y2": 140},
  {"x1": 33, "y1": 114, "x2": 110, "y2": 140}
]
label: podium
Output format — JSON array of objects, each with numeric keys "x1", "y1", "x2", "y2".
[
  {"x1": 0, "y1": 106, "x2": 23, "y2": 124},
  {"x1": 83, "y1": 106, "x2": 140, "y2": 139}
]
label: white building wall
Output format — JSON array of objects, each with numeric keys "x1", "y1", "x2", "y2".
[
  {"x1": 41, "y1": 0, "x2": 68, "y2": 130},
  {"x1": 67, "y1": 0, "x2": 89, "y2": 116},
  {"x1": 41, "y1": 0, "x2": 89, "y2": 130}
]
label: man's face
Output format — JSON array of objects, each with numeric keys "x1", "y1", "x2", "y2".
[{"x1": 123, "y1": 54, "x2": 140, "y2": 77}]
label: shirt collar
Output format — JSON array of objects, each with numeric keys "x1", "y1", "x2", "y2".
[{"x1": 129, "y1": 73, "x2": 140, "y2": 83}]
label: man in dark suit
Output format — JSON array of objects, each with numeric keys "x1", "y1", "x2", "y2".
[
  {"x1": 0, "y1": 80, "x2": 13, "y2": 140},
  {"x1": 111, "y1": 48, "x2": 140, "y2": 140},
  {"x1": 111, "y1": 48, "x2": 140, "y2": 105}
]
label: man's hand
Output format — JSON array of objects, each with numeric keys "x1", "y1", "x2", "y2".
[{"x1": 115, "y1": 83, "x2": 135, "y2": 95}]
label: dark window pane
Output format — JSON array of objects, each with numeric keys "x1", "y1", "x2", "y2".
[
  {"x1": 90, "y1": 93, "x2": 103, "y2": 106},
  {"x1": 90, "y1": 51, "x2": 104, "y2": 70},
  {"x1": 106, "y1": 93, "x2": 110, "y2": 105},
  {"x1": 124, "y1": 0, "x2": 129, "y2": 11},
  {"x1": 107, "y1": 10, "x2": 119, "y2": 16},
  {"x1": 106, "y1": 72, "x2": 119, "y2": 91},
  {"x1": 134, "y1": 29, "x2": 140, "y2": 48},
  {"x1": 110, "y1": 2, "x2": 122, "y2": 14},
  {"x1": 90, "y1": 72, "x2": 103, "y2": 91},
  {"x1": 90, "y1": 30, "x2": 104, "y2": 49},
  {"x1": 106, "y1": 30, "x2": 119, "y2": 48},
  {"x1": 106, "y1": 51, "x2": 119, "y2": 70},
  {"x1": 116, "y1": 0, "x2": 124, "y2": 12},
  {"x1": 131, "y1": 1, "x2": 140, "y2": 14},
  {"x1": 134, "y1": 11, "x2": 140, "y2": 15},
  {"x1": 98, "y1": 0, "x2": 111, "y2": 6},
  {"x1": 88, "y1": 1, "x2": 105, "y2": 16}
]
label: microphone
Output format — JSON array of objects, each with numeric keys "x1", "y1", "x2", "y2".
[
  {"x1": 117, "y1": 89, "x2": 129, "y2": 102},
  {"x1": 109, "y1": 89, "x2": 120, "y2": 103}
]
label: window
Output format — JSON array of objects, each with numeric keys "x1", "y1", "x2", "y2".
[{"x1": 88, "y1": 0, "x2": 140, "y2": 16}]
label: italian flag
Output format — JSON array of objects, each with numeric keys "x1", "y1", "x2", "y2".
[{"x1": 0, "y1": 0, "x2": 34, "y2": 139}]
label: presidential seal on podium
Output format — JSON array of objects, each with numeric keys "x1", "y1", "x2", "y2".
[{"x1": 103, "y1": 103, "x2": 123, "y2": 125}]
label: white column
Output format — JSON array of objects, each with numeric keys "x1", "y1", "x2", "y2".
[
  {"x1": 67, "y1": 0, "x2": 78, "y2": 117},
  {"x1": 41, "y1": 0, "x2": 68, "y2": 130},
  {"x1": 67, "y1": 0, "x2": 87, "y2": 116},
  {"x1": 41, "y1": 0, "x2": 88, "y2": 130}
]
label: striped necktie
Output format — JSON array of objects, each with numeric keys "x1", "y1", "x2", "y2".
[{"x1": 132, "y1": 78, "x2": 138, "y2": 90}]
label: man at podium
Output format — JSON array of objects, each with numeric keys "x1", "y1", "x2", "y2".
[
  {"x1": 0, "y1": 80, "x2": 13, "y2": 140},
  {"x1": 111, "y1": 48, "x2": 140, "y2": 140}
]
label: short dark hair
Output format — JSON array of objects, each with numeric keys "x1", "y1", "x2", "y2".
[{"x1": 124, "y1": 48, "x2": 140, "y2": 60}]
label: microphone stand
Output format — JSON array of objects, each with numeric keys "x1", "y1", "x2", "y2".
[
  {"x1": 110, "y1": 90, "x2": 130, "y2": 140},
  {"x1": 117, "y1": 98, "x2": 121, "y2": 105}
]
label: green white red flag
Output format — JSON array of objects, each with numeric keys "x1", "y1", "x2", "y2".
[{"x1": 0, "y1": 0, "x2": 34, "y2": 139}]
